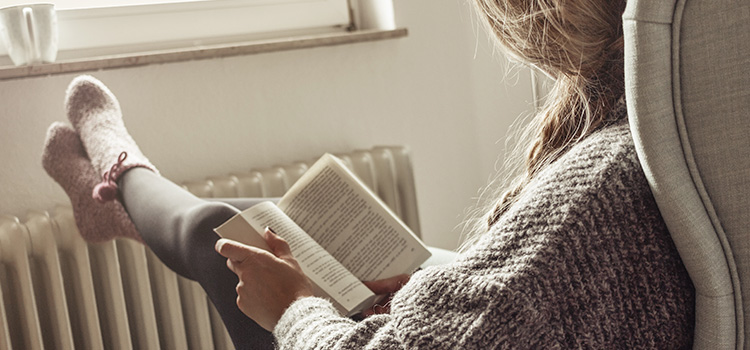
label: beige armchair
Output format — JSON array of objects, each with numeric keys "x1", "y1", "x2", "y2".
[{"x1": 624, "y1": 0, "x2": 749, "y2": 348}]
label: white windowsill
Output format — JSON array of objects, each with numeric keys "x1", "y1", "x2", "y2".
[{"x1": 0, "y1": 28, "x2": 408, "y2": 81}]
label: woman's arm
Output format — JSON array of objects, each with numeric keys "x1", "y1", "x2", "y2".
[
  {"x1": 214, "y1": 227, "x2": 528, "y2": 350},
  {"x1": 215, "y1": 227, "x2": 412, "y2": 349},
  {"x1": 214, "y1": 227, "x2": 409, "y2": 330}
]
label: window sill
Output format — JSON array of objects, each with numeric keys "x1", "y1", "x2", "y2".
[{"x1": 0, "y1": 28, "x2": 407, "y2": 81}]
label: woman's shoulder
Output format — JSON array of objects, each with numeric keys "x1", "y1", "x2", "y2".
[
  {"x1": 469, "y1": 118, "x2": 669, "y2": 270},
  {"x1": 550, "y1": 118, "x2": 637, "y2": 185},
  {"x1": 507, "y1": 119, "x2": 647, "y2": 225}
]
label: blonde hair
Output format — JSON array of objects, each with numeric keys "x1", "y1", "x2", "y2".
[{"x1": 463, "y1": 0, "x2": 626, "y2": 247}]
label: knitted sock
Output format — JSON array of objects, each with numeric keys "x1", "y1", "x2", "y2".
[
  {"x1": 42, "y1": 122, "x2": 143, "y2": 243},
  {"x1": 65, "y1": 75, "x2": 158, "y2": 202}
]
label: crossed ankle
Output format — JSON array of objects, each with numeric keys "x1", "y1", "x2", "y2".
[{"x1": 93, "y1": 151, "x2": 157, "y2": 203}]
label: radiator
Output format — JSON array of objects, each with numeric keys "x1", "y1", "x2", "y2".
[{"x1": 0, "y1": 146, "x2": 420, "y2": 350}]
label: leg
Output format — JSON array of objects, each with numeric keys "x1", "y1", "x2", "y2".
[
  {"x1": 120, "y1": 168, "x2": 274, "y2": 350},
  {"x1": 207, "y1": 197, "x2": 281, "y2": 211},
  {"x1": 60, "y1": 75, "x2": 273, "y2": 349}
]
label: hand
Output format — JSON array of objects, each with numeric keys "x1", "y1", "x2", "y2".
[
  {"x1": 360, "y1": 273, "x2": 410, "y2": 317},
  {"x1": 215, "y1": 227, "x2": 314, "y2": 331}
]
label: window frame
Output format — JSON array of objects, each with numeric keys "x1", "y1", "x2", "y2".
[{"x1": 0, "y1": 0, "x2": 352, "y2": 59}]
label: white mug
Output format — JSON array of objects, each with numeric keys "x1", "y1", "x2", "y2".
[
  {"x1": 357, "y1": 0, "x2": 396, "y2": 31},
  {"x1": 0, "y1": 3, "x2": 58, "y2": 66}
]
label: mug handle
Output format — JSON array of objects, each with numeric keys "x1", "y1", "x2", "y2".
[{"x1": 22, "y1": 7, "x2": 41, "y2": 64}]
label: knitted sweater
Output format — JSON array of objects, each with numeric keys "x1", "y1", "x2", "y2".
[{"x1": 274, "y1": 118, "x2": 695, "y2": 349}]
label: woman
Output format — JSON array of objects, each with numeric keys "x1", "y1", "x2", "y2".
[{"x1": 42, "y1": 0, "x2": 695, "y2": 348}]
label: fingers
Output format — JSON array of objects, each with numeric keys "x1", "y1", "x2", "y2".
[
  {"x1": 263, "y1": 227, "x2": 293, "y2": 259},
  {"x1": 362, "y1": 274, "x2": 411, "y2": 295},
  {"x1": 361, "y1": 303, "x2": 390, "y2": 317},
  {"x1": 360, "y1": 275, "x2": 409, "y2": 318},
  {"x1": 215, "y1": 238, "x2": 273, "y2": 263},
  {"x1": 361, "y1": 293, "x2": 393, "y2": 317}
]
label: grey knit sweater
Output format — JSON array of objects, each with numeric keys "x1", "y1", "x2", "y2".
[{"x1": 274, "y1": 117, "x2": 695, "y2": 349}]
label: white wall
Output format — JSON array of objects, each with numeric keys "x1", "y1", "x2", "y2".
[{"x1": 0, "y1": 0, "x2": 535, "y2": 250}]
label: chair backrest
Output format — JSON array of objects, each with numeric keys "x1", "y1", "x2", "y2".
[{"x1": 623, "y1": 0, "x2": 750, "y2": 349}]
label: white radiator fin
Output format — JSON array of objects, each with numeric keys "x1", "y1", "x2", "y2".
[{"x1": 0, "y1": 146, "x2": 419, "y2": 349}]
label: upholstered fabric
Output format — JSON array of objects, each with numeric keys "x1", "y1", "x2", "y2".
[{"x1": 624, "y1": 0, "x2": 750, "y2": 348}]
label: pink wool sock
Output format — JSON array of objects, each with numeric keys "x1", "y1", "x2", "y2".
[
  {"x1": 42, "y1": 122, "x2": 143, "y2": 243},
  {"x1": 65, "y1": 75, "x2": 158, "y2": 191}
]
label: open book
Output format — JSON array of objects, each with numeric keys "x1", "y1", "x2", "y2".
[{"x1": 214, "y1": 153, "x2": 431, "y2": 316}]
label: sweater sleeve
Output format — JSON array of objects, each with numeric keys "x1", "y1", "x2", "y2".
[
  {"x1": 273, "y1": 264, "x2": 557, "y2": 349},
  {"x1": 273, "y1": 297, "x2": 402, "y2": 350}
]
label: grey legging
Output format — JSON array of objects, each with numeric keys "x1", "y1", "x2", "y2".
[{"x1": 120, "y1": 168, "x2": 275, "y2": 350}]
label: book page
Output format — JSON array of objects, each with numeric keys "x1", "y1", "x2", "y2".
[
  {"x1": 215, "y1": 201, "x2": 377, "y2": 315},
  {"x1": 278, "y1": 154, "x2": 431, "y2": 281}
]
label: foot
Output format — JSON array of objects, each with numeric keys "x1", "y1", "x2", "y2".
[
  {"x1": 42, "y1": 122, "x2": 143, "y2": 243},
  {"x1": 65, "y1": 75, "x2": 158, "y2": 183}
]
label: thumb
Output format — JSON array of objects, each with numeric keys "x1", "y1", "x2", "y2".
[
  {"x1": 264, "y1": 227, "x2": 293, "y2": 258},
  {"x1": 215, "y1": 238, "x2": 253, "y2": 262}
]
